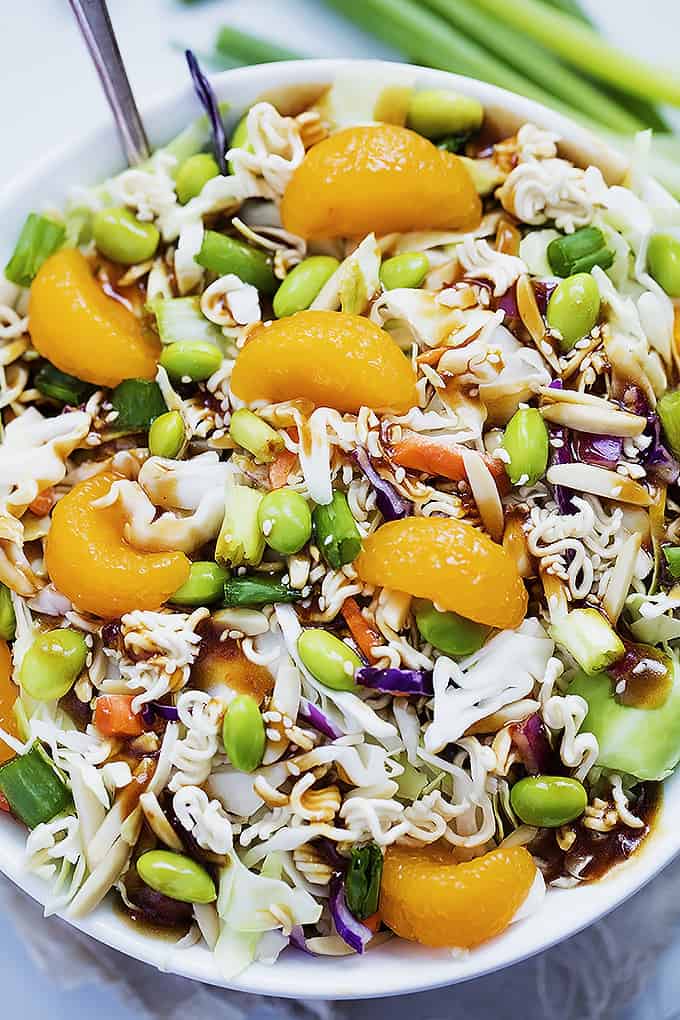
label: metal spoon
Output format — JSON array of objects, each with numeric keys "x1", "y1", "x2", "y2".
[{"x1": 68, "y1": 0, "x2": 150, "y2": 165}]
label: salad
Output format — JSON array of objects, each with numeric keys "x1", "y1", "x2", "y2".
[{"x1": 0, "y1": 54, "x2": 679, "y2": 975}]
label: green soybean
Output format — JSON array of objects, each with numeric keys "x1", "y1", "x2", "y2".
[
  {"x1": 137, "y1": 850, "x2": 216, "y2": 904},
  {"x1": 0, "y1": 583, "x2": 16, "y2": 641},
  {"x1": 298, "y1": 629, "x2": 360, "y2": 692},
  {"x1": 148, "y1": 410, "x2": 185, "y2": 459},
  {"x1": 379, "y1": 253, "x2": 430, "y2": 291},
  {"x1": 257, "y1": 489, "x2": 312, "y2": 555},
  {"x1": 312, "y1": 491, "x2": 363, "y2": 569},
  {"x1": 175, "y1": 153, "x2": 219, "y2": 205},
  {"x1": 546, "y1": 272, "x2": 601, "y2": 351},
  {"x1": 510, "y1": 775, "x2": 587, "y2": 828},
  {"x1": 407, "y1": 90, "x2": 484, "y2": 139},
  {"x1": 657, "y1": 389, "x2": 680, "y2": 458},
  {"x1": 169, "y1": 562, "x2": 229, "y2": 606},
  {"x1": 92, "y1": 207, "x2": 159, "y2": 265},
  {"x1": 159, "y1": 341, "x2": 222, "y2": 382},
  {"x1": 196, "y1": 231, "x2": 277, "y2": 294},
  {"x1": 414, "y1": 600, "x2": 488, "y2": 656},
  {"x1": 273, "y1": 256, "x2": 340, "y2": 318},
  {"x1": 647, "y1": 233, "x2": 680, "y2": 298},
  {"x1": 502, "y1": 407, "x2": 549, "y2": 486},
  {"x1": 19, "y1": 629, "x2": 88, "y2": 701},
  {"x1": 223, "y1": 694, "x2": 266, "y2": 773},
  {"x1": 229, "y1": 408, "x2": 284, "y2": 463}
]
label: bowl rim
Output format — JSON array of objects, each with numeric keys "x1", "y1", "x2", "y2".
[{"x1": 0, "y1": 57, "x2": 676, "y2": 1001}]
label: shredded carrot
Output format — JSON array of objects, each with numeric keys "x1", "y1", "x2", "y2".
[
  {"x1": 363, "y1": 911, "x2": 381, "y2": 934},
  {"x1": 93, "y1": 694, "x2": 144, "y2": 738},
  {"x1": 28, "y1": 487, "x2": 56, "y2": 517},
  {"x1": 416, "y1": 347, "x2": 449, "y2": 367},
  {"x1": 341, "y1": 597, "x2": 381, "y2": 663},
  {"x1": 0, "y1": 792, "x2": 9, "y2": 813},
  {"x1": 391, "y1": 431, "x2": 508, "y2": 491},
  {"x1": 269, "y1": 448, "x2": 298, "y2": 489}
]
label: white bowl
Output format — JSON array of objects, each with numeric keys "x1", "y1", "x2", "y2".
[{"x1": 0, "y1": 58, "x2": 675, "y2": 1000}]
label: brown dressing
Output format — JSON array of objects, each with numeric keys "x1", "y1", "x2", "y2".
[
  {"x1": 610, "y1": 644, "x2": 672, "y2": 710},
  {"x1": 530, "y1": 782, "x2": 660, "y2": 885}
]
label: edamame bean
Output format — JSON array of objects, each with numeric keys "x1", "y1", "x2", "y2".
[
  {"x1": 647, "y1": 233, "x2": 680, "y2": 298},
  {"x1": 658, "y1": 388, "x2": 680, "y2": 458},
  {"x1": 510, "y1": 775, "x2": 587, "y2": 828},
  {"x1": 148, "y1": 410, "x2": 185, "y2": 459},
  {"x1": 19, "y1": 629, "x2": 88, "y2": 701},
  {"x1": 502, "y1": 407, "x2": 549, "y2": 486},
  {"x1": 298, "y1": 629, "x2": 360, "y2": 691},
  {"x1": 223, "y1": 694, "x2": 266, "y2": 773},
  {"x1": 379, "y1": 252, "x2": 429, "y2": 291},
  {"x1": 159, "y1": 341, "x2": 222, "y2": 382},
  {"x1": 546, "y1": 272, "x2": 601, "y2": 351},
  {"x1": 273, "y1": 256, "x2": 340, "y2": 318},
  {"x1": 92, "y1": 207, "x2": 159, "y2": 265},
  {"x1": 169, "y1": 561, "x2": 229, "y2": 606},
  {"x1": 0, "y1": 583, "x2": 16, "y2": 641},
  {"x1": 407, "y1": 90, "x2": 484, "y2": 139},
  {"x1": 175, "y1": 153, "x2": 219, "y2": 205},
  {"x1": 137, "y1": 850, "x2": 216, "y2": 903},
  {"x1": 257, "y1": 488, "x2": 312, "y2": 555},
  {"x1": 414, "y1": 600, "x2": 488, "y2": 656},
  {"x1": 227, "y1": 114, "x2": 252, "y2": 174},
  {"x1": 229, "y1": 407, "x2": 284, "y2": 463},
  {"x1": 197, "y1": 231, "x2": 277, "y2": 294}
]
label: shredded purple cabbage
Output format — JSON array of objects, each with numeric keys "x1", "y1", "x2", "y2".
[
  {"x1": 185, "y1": 50, "x2": 227, "y2": 175},
  {"x1": 571, "y1": 432, "x2": 623, "y2": 470},
  {"x1": 289, "y1": 925, "x2": 316, "y2": 955},
  {"x1": 329, "y1": 875, "x2": 372, "y2": 954},
  {"x1": 316, "y1": 837, "x2": 348, "y2": 873},
  {"x1": 353, "y1": 448, "x2": 413, "y2": 520},
  {"x1": 532, "y1": 279, "x2": 558, "y2": 314},
  {"x1": 549, "y1": 426, "x2": 576, "y2": 515},
  {"x1": 509, "y1": 713, "x2": 556, "y2": 775},
  {"x1": 497, "y1": 284, "x2": 519, "y2": 320},
  {"x1": 644, "y1": 413, "x2": 680, "y2": 485},
  {"x1": 356, "y1": 666, "x2": 433, "y2": 696},
  {"x1": 298, "y1": 698, "x2": 344, "y2": 740}
]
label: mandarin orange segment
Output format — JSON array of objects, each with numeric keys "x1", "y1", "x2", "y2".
[
  {"x1": 0, "y1": 640, "x2": 18, "y2": 765},
  {"x1": 380, "y1": 843, "x2": 536, "y2": 948},
  {"x1": 280, "y1": 124, "x2": 481, "y2": 239},
  {"x1": 29, "y1": 248, "x2": 160, "y2": 388},
  {"x1": 45, "y1": 472, "x2": 190, "y2": 619},
  {"x1": 355, "y1": 516, "x2": 528, "y2": 630},
  {"x1": 230, "y1": 309, "x2": 417, "y2": 414}
]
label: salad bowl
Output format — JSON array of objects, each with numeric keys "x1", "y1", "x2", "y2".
[{"x1": 0, "y1": 58, "x2": 677, "y2": 1000}]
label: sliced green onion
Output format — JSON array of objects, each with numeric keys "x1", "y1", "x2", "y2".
[
  {"x1": 312, "y1": 491, "x2": 363, "y2": 570},
  {"x1": 4, "y1": 214, "x2": 65, "y2": 287},
  {"x1": 215, "y1": 485, "x2": 265, "y2": 568},
  {"x1": 229, "y1": 408, "x2": 284, "y2": 464},
  {"x1": 0, "y1": 742, "x2": 72, "y2": 829},
  {"x1": 110, "y1": 379, "x2": 167, "y2": 430},
  {"x1": 472, "y1": 0, "x2": 680, "y2": 108},
  {"x1": 547, "y1": 226, "x2": 614, "y2": 277},
  {"x1": 663, "y1": 547, "x2": 680, "y2": 579},
  {"x1": 196, "y1": 231, "x2": 277, "y2": 294},
  {"x1": 222, "y1": 574, "x2": 301, "y2": 607},
  {"x1": 0, "y1": 583, "x2": 16, "y2": 641},
  {"x1": 216, "y1": 26, "x2": 303, "y2": 64},
  {"x1": 35, "y1": 363, "x2": 94, "y2": 406},
  {"x1": 149, "y1": 297, "x2": 223, "y2": 346},
  {"x1": 549, "y1": 608, "x2": 624, "y2": 675},
  {"x1": 345, "y1": 843, "x2": 383, "y2": 919},
  {"x1": 420, "y1": 0, "x2": 642, "y2": 133}
]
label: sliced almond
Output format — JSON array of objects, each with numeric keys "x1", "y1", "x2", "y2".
[
  {"x1": 547, "y1": 463, "x2": 651, "y2": 506},
  {"x1": 462, "y1": 448, "x2": 504, "y2": 541},
  {"x1": 516, "y1": 275, "x2": 561, "y2": 372},
  {"x1": 540, "y1": 402, "x2": 646, "y2": 437},
  {"x1": 538, "y1": 386, "x2": 617, "y2": 407},
  {"x1": 540, "y1": 567, "x2": 569, "y2": 621},
  {"x1": 465, "y1": 698, "x2": 540, "y2": 734},
  {"x1": 140, "y1": 791, "x2": 184, "y2": 851},
  {"x1": 502, "y1": 514, "x2": 534, "y2": 578},
  {"x1": 601, "y1": 531, "x2": 642, "y2": 624}
]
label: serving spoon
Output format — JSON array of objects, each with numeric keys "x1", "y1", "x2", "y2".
[{"x1": 68, "y1": 0, "x2": 150, "y2": 165}]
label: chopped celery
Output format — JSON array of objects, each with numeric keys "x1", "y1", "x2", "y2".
[
  {"x1": 569, "y1": 657, "x2": 680, "y2": 780},
  {"x1": 216, "y1": 485, "x2": 265, "y2": 568},
  {"x1": 0, "y1": 742, "x2": 72, "y2": 829},
  {"x1": 35, "y1": 363, "x2": 94, "y2": 406},
  {"x1": 547, "y1": 226, "x2": 614, "y2": 277},
  {"x1": 549, "y1": 608, "x2": 624, "y2": 675},
  {"x1": 150, "y1": 297, "x2": 223, "y2": 346},
  {"x1": 110, "y1": 379, "x2": 167, "y2": 430},
  {"x1": 5, "y1": 213, "x2": 65, "y2": 287},
  {"x1": 229, "y1": 408, "x2": 284, "y2": 464},
  {"x1": 0, "y1": 583, "x2": 16, "y2": 641},
  {"x1": 222, "y1": 575, "x2": 300, "y2": 607}
]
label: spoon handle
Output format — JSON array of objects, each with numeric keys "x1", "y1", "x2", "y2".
[{"x1": 68, "y1": 0, "x2": 150, "y2": 166}]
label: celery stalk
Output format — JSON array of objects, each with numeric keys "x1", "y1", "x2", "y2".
[
  {"x1": 420, "y1": 0, "x2": 643, "y2": 134},
  {"x1": 472, "y1": 0, "x2": 680, "y2": 108}
]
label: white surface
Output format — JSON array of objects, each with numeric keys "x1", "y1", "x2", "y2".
[{"x1": 0, "y1": 54, "x2": 678, "y2": 1002}]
